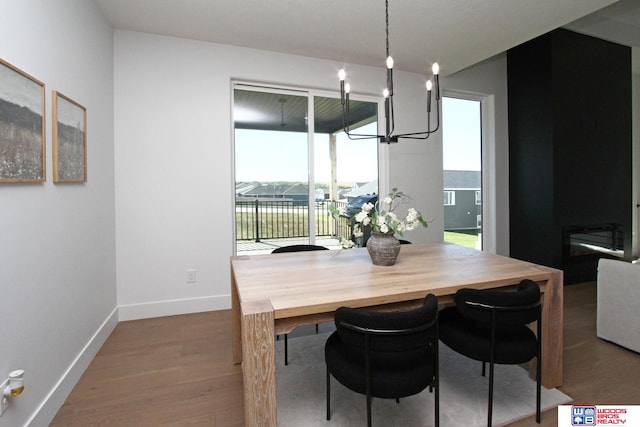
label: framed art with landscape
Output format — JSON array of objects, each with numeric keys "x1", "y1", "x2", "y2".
[
  {"x1": 53, "y1": 90, "x2": 86, "y2": 183},
  {"x1": 0, "y1": 58, "x2": 46, "y2": 183}
]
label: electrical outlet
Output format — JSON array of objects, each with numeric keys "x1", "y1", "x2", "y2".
[
  {"x1": 0, "y1": 379, "x2": 9, "y2": 417},
  {"x1": 186, "y1": 269, "x2": 196, "y2": 283},
  {"x1": 0, "y1": 395, "x2": 8, "y2": 417}
]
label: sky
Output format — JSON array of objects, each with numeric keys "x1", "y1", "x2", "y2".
[
  {"x1": 442, "y1": 97, "x2": 481, "y2": 171},
  {"x1": 234, "y1": 122, "x2": 378, "y2": 184},
  {"x1": 234, "y1": 97, "x2": 481, "y2": 184}
]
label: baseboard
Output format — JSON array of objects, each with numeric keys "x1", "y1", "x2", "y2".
[
  {"x1": 118, "y1": 295, "x2": 231, "y2": 321},
  {"x1": 27, "y1": 307, "x2": 119, "y2": 427}
]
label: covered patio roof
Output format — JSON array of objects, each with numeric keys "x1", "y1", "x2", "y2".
[{"x1": 233, "y1": 89, "x2": 377, "y2": 134}]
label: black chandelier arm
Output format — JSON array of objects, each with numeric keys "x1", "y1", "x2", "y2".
[
  {"x1": 392, "y1": 97, "x2": 441, "y2": 139},
  {"x1": 384, "y1": 97, "x2": 395, "y2": 141},
  {"x1": 389, "y1": 96, "x2": 395, "y2": 137},
  {"x1": 340, "y1": 96, "x2": 440, "y2": 142},
  {"x1": 345, "y1": 132, "x2": 385, "y2": 141},
  {"x1": 341, "y1": 97, "x2": 385, "y2": 140}
]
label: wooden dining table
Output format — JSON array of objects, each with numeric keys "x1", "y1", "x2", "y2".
[{"x1": 231, "y1": 242, "x2": 563, "y2": 426}]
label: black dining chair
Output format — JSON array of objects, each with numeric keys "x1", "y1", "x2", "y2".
[
  {"x1": 271, "y1": 244, "x2": 329, "y2": 365},
  {"x1": 271, "y1": 244, "x2": 330, "y2": 254},
  {"x1": 439, "y1": 279, "x2": 542, "y2": 426},
  {"x1": 325, "y1": 294, "x2": 439, "y2": 427}
]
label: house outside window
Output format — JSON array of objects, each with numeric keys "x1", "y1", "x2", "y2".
[{"x1": 443, "y1": 170, "x2": 481, "y2": 231}]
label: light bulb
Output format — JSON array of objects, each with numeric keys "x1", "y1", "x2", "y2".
[
  {"x1": 345, "y1": 83, "x2": 351, "y2": 93},
  {"x1": 383, "y1": 88, "x2": 389, "y2": 98},
  {"x1": 338, "y1": 69, "x2": 346, "y2": 81},
  {"x1": 386, "y1": 56, "x2": 394, "y2": 69},
  {"x1": 432, "y1": 62, "x2": 440, "y2": 75},
  {"x1": 426, "y1": 80, "x2": 432, "y2": 91}
]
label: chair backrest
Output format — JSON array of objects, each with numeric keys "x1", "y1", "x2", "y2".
[
  {"x1": 271, "y1": 244, "x2": 329, "y2": 253},
  {"x1": 455, "y1": 279, "x2": 541, "y2": 327},
  {"x1": 335, "y1": 294, "x2": 438, "y2": 353}
]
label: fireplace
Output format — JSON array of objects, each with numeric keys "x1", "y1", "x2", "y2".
[{"x1": 562, "y1": 223, "x2": 624, "y2": 265}]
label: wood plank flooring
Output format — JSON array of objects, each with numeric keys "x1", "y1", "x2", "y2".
[{"x1": 51, "y1": 282, "x2": 640, "y2": 426}]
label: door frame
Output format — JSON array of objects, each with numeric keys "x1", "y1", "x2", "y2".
[{"x1": 443, "y1": 90, "x2": 496, "y2": 253}]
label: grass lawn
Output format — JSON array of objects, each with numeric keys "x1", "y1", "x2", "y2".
[{"x1": 444, "y1": 230, "x2": 480, "y2": 249}]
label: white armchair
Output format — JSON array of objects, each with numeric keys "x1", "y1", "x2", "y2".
[{"x1": 596, "y1": 258, "x2": 640, "y2": 353}]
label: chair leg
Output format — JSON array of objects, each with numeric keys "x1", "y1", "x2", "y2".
[
  {"x1": 326, "y1": 366, "x2": 331, "y2": 420},
  {"x1": 536, "y1": 355, "x2": 541, "y2": 423},
  {"x1": 487, "y1": 361, "x2": 494, "y2": 427},
  {"x1": 284, "y1": 334, "x2": 288, "y2": 365},
  {"x1": 435, "y1": 379, "x2": 440, "y2": 427},
  {"x1": 315, "y1": 323, "x2": 319, "y2": 333},
  {"x1": 366, "y1": 393, "x2": 372, "y2": 427},
  {"x1": 482, "y1": 361, "x2": 486, "y2": 377}
]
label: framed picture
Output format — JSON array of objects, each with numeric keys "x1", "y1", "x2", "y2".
[
  {"x1": 0, "y1": 58, "x2": 46, "y2": 183},
  {"x1": 53, "y1": 91, "x2": 86, "y2": 183}
]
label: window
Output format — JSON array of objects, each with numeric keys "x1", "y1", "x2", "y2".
[
  {"x1": 444, "y1": 191, "x2": 455, "y2": 206},
  {"x1": 232, "y1": 84, "x2": 379, "y2": 255},
  {"x1": 443, "y1": 96, "x2": 482, "y2": 249}
]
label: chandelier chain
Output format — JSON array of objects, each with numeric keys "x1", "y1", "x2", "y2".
[{"x1": 385, "y1": 0, "x2": 390, "y2": 58}]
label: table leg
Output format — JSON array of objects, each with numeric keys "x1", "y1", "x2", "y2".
[
  {"x1": 231, "y1": 267, "x2": 242, "y2": 364},
  {"x1": 241, "y1": 300, "x2": 277, "y2": 426},
  {"x1": 540, "y1": 269, "x2": 564, "y2": 388}
]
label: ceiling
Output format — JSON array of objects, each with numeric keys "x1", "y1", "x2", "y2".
[
  {"x1": 93, "y1": 0, "x2": 635, "y2": 76},
  {"x1": 94, "y1": 0, "x2": 640, "y2": 134},
  {"x1": 566, "y1": 0, "x2": 640, "y2": 73}
]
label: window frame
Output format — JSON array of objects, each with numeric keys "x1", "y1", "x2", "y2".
[{"x1": 231, "y1": 81, "x2": 387, "y2": 255}]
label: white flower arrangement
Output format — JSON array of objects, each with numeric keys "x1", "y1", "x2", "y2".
[
  {"x1": 339, "y1": 238, "x2": 356, "y2": 249},
  {"x1": 330, "y1": 188, "x2": 428, "y2": 242}
]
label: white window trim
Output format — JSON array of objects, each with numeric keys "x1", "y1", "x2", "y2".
[{"x1": 443, "y1": 90, "x2": 496, "y2": 253}]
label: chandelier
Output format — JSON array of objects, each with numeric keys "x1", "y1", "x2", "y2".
[{"x1": 338, "y1": 0, "x2": 441, "y2": 144}]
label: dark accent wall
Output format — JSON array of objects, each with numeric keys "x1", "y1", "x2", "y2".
[{"x1": 508, "y1": 29, "x2": 632, "y2": 284}]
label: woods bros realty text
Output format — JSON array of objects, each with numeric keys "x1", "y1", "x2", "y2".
[{"x1": 558, "y1": 405, "x2": 640, "y2": 426}]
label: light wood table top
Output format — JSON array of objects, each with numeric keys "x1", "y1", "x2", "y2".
[{"x1": 231, "y1": 242, "x2": 564, "y2": 426}]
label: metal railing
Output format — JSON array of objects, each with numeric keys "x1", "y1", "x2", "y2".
[{"x1": 235, "y1": 199, "x2": 352, "y2": 242}]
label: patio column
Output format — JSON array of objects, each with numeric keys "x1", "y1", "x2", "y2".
[{"x1": 329, "y1": 133, "x2": 337, "y2": 201}]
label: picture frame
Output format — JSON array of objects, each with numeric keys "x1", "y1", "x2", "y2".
[
  {"x1": 52, "y1": 91, "x2": 86, "y2": 183},
  {"x1": 0, "y1": 58, "x2": 46, "y2": 183}
]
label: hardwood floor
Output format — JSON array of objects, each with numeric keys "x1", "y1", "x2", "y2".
[
  {"x1": 512, "y1": 281, "x2": 640, "y2": 427},
  {"x1": 51, "y1": 282, "x2": 640, "y2": 426},
  {"x1": 51, "y1": 310, "x2": 245, "y2": 426}
]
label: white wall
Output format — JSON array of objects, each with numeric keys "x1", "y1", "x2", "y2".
[
  {"x1": 0, "y1": 1, "x2": 116, "y2": 426},
  {"x1": 113, "y1": 30, "x2": 446, "y2": 319},
  {"x1": 112, "y1": 31, "x2": 514, "y2": 321}
]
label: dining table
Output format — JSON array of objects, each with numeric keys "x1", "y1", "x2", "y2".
[{"x1": 231, "y1": 242, "x2": 563, "y2": 426}]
